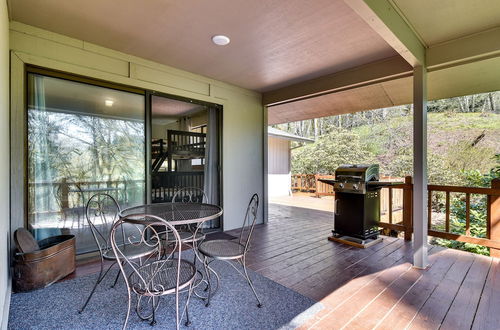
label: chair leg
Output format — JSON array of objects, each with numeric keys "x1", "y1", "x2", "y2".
[
  {"x1": 110, "y1": 260, "x2": 123, "y2": 288},
  {"x1": 123, "y1": 285, "x2": 132, "y2": 330},
  {"x1": 175, "y1": 288, "x2": 180, "y2": 330},
  {"x1": 184, "y1": 282, "x2": 194, "y2": 326},
  {"x1": 203, "y1": 256, "x2": 212, "y2": 307},
  {"x1": 79, "y1": 259, "x2": 115, "y2": 313},
  {"x1": 150, "y1": 296, "x2": 157, "y2": 326},
  {"x1": 241, "y1": 256, "x2": 262, "y2": 308}
]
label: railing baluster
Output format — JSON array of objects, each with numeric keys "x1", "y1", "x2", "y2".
[
  {"x1": 465, "y1": 193, "x2": 471, "y2": 236},
  {"x1": 487, "y1": 194, "x2": 491, "y2": 240},
  {"x1": 445, "y1": 191, "x2": 450, "y2": 233},
  {"x1": 388, "y1": 187, "x2": 393, "y2": 224},
  {"x1": 428, "y1": 190, "x2": 432, "y2": 229}
]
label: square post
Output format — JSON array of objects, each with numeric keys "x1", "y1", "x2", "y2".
[{"x1": 413, "y1": 65, "x2": 429, "y2": 269}]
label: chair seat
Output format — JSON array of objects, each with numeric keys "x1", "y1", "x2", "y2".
[
  {"x1": 130, "y1": 259, "x2": 196, "y2": 295},
  {"x1": 103, "y1": 243, "x2": 156, "y2": 261},
  {"x1": 198, "y1": 239, "x2": 245, "y2": 259}
]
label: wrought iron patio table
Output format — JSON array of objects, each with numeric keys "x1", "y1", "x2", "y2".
[
  {"x1": 120, "y1": 202, "x2": 222, "y2": 225},
  {"x1": 119, "y1": 202, "x2": 223, "y2": 298}
]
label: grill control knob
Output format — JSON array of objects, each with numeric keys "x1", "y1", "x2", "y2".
[
  {"x1": 352, "y1": 184, "x2": 358, "y2": 190},
  {"x1": 338, "y1": 183, "x2": 344, "y2": 189}
]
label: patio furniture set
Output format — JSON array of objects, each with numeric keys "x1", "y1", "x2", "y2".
[{"x1": 77, "y1": 188, "x2": 262, "y2": 329}]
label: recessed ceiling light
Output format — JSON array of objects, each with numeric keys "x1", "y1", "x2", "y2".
[
  {"x1": 212, "y1": 35, "x2": 230, "y2": 46},
  {"x1": 105, "y1": 99, "x2": 114, "y2": 107}
]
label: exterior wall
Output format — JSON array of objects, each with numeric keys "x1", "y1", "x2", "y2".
[
  {"x1": 268, "y1": 137, "x2": 291, "y2": 196},
  {"x1": 9, "y1": 22, "x2": 264, "y2": 234},
  {"x1": 0, "y1": 1, "x2": 10, "y2": 327},
  {"x1": 268, "y1": 174, "x2": 292, "y2": 197}
]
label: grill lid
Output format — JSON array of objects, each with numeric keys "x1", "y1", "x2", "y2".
[{"x1": 335, "y1": 164, "x2": 379, "y2": 182}]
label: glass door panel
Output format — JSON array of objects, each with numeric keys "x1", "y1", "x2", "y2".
[
  {"x1": 150, "y1": 95, "x2": 221, "y2": 229},
  {"x1": 27, "y1": 73, "x2": 145, "y2": 254}
]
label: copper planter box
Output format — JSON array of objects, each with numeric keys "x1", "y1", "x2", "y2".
[{"x1": 13, "y1": 235, "x2": 76, "y2": 292}]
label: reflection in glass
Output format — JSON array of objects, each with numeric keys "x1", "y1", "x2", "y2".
[{"x1": 27, "y1": 73, "x2": 145, "y2": 253}]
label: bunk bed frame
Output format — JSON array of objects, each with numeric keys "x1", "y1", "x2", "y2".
[{"x1": 151, "y1": 130, "x2": 206, "y2": 202}]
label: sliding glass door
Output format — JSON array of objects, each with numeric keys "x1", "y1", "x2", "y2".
[
  {"x1": 27, "y1": 73, "x2": 145, "y2": 253},
  {"x1": 150, "y1": 94, "x2": 221, "y2": 229}
]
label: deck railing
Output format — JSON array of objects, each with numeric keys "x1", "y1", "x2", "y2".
[
  {"x1": 378, "y1": 176, "x2": 500, "y2": 257},
  {"x1": 28, "y1": 179, "x2": 144, "y2": 216},
  {"x1": 292, "y1": 173, "x2": 500, "y2": 256},
  {"x1": 291, "y1": 174, "x2": 335, "y2": 197}
]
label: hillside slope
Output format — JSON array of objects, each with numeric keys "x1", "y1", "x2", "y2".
[{"x1": 292, "y1": 113, "x2": 500, "y2": 185}]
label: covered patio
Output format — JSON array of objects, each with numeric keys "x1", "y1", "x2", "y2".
[
  {"x1": 8, "y1": 203, "x2": 499, "y2": 329},
  {"x1": 1, "y1": 0, "x2": 500, "y2": 329}
]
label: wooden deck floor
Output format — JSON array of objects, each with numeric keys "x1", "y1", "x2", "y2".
[{"x1": 227, "y1": 203, "x2": 500, "y2": 330}]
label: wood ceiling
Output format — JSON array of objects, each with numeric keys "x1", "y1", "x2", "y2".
[
  {"x1": 9, "y1": 0, "x2": 500, "y2": 124},
  {"x1": 9, "y1": 0, "x2": 396, "y2": 92}
]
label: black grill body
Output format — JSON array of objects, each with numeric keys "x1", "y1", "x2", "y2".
[
  {"x1": 319, "y1": 164, "x2": 386, "y2": 240},
  {"x1": 334, "y1": 189, "x2": 380, "y2": 240}
]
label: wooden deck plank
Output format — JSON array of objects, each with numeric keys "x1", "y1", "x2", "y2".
[
  {"x1": 440, "y1": 254, "x2": 492, "y2": 330},
  {"x1": 373, "y1": 249, "x2": 459, "y2": 330},
  {"x1": 291, "y1": 238, "x2": 405, "y2": 295},
  {"x1": 304, "y1": 240, "x2": 410, "y2": 304},
  {"x1": 312, "y1": 245, "x2": 439, "y2": 328},
  {"x1": 313, "y1": 261, "x2": 415, "y2": 329},
  {"x1": 408, "y1": 252, "x2": 475, "y2": 329},
  {"x1": 290, "y1": 239, "x2": 400, "y2": 297},
  {"x1": 472, "y1": 258, "x2": 500, "y2": 330}
]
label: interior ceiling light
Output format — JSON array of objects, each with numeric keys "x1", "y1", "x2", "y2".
[
  {"x1": 211, "y1": 35, "x2": 230, "y2": 46},
  {"x1": 105, "y1": 99, "x2": 114, "y2": 107}
]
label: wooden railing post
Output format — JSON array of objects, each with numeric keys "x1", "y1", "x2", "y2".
[
  {"x1": 403, "y1": 176, "x2": 413, "y2": 241},
  {"x1": 489, "y1": 178, "x2": 500, "y2": 258},
  {"x1": 60, "y1": 177, "x2": 69, "y2": 209},
  {"x1": 315, "y1": 174, "x2": 319, "y2": 198}
]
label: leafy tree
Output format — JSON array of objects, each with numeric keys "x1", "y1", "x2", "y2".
[{"x1": 291, "y1": 130, "x2": 375, "y2": 174}]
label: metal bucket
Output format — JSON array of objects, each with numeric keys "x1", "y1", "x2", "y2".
[{"x1": 13, "y1": 235, "x2": 76, "y2": 292}]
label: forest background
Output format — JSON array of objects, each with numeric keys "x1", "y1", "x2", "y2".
[{"x1": 273, "y1": 91, "x2": 500, "y2": 255}]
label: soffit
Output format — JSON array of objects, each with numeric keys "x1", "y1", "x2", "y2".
[
  {"x1": 268, "y1": 56, "x2": 500, "y2": 124},
  {"x1": 392, "y1": 0, "x2": 500, "y2": 46},
  {"x1": 10, "y1": 0, "x2": 397, "y2": 92}
]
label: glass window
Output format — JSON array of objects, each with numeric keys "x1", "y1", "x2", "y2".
[{"x1": 27, "y1": 73, "x2": 145, "y2": 254}]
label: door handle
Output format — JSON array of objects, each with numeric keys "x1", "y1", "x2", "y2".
[{"x1": 334, "y1": 199, "x2": 339, "y2": 216}]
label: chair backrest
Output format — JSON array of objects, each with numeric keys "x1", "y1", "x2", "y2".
[
  {"x1": 85, "y1": 193, "x2": 121, "y2": 255},
  {"x1": 238, "y1": 193, "x2": 259, "y2": 253},
  {"x1": 171, "y1": 187, "x2": 208, "y2": 203},
  {"x1": 110, "y1": 214, "x2": 182, "y2": 296}
]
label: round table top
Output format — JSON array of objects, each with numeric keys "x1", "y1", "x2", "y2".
[{"x1": 120, "y1": 202, "x2": 223, "y2": 225}]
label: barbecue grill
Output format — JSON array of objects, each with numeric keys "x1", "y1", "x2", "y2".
[{"x1": 320, "y1": 164, "x2": 399, "y2": 241}]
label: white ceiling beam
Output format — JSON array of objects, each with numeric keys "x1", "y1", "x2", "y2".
[
  {"x1": 263, "y1": 56, "x2": 411, "y2": 106},
  {"x1": 427, "y1": 27, "x2": 500, "y2": 70},
  {"x1": 344, "y1": 0, "x2": 425, "y2": 67}
]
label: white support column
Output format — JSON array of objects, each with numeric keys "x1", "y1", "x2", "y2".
[{"x1": 413, "y1": 65, "x2": 429, "y2": 269}]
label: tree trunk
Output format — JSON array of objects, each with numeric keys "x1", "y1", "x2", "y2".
[{"x1": 488, "y1": 93, "x2": 495, "y2": 113}]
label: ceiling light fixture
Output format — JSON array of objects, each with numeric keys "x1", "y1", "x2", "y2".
[
  {"x1": 105, "y1": 99, "x2": 114, "y2": 107},
  {"x1": 211, "y1": 35, "x2": 230, "y2": 46}
]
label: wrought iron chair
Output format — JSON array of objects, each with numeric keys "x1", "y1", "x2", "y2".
[
  {"x1": 79, "y1": 193, "x2": 155, "y2": 313},
  {"x1": 171, "y1": 187, "x2": 208, "y2": 244},
  {"x1": 111, "y1": 214, "x2": 196, "y2": 329},
  {"x1": 198, "y1": 193, "x2": 262, "y2": 308}
]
